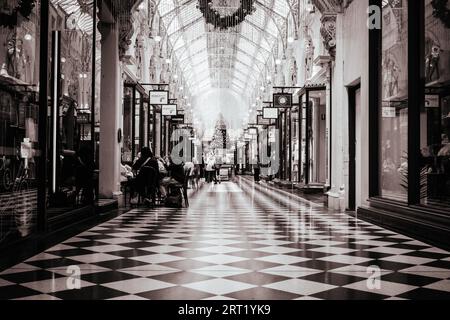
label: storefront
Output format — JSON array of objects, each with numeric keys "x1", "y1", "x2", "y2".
[
  {"x1": 122, "y1": 81, "x2": 152, "y2": 164},
  {"x1": 0, "y1": 0, "x2": 99, "y2": 248},
  {"x1": 361, "y1": 0, "x2": 450, "y2": 247},
  {"x1": 291, "y1": 106, "x2": 300, "y2": 183},
  {"x1": 293, "y1": 86, "x2": 328, "y2": 189}
]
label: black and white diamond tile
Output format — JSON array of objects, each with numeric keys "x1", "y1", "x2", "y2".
[{"x1": 1, "y1": 178, "x2": 450, "y2": 300}]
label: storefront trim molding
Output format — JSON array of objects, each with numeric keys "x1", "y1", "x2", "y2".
[
  {"x1": 357, "y1": 199, "x2": 450, "y2": 250},
  {"x1": 362, "y1": 0, "x2": 450, "y2": 247}
]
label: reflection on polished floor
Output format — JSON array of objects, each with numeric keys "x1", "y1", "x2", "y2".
[{"x1": 1, "y1": 177, "x2": 450, "y2": 300}]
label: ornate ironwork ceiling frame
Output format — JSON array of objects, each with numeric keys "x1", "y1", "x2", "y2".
[{"x1": 153, "y1": 0, "x2": 294, "y2": 97}]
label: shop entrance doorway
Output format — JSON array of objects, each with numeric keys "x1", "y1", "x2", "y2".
[
  {"x1": 348, "y1": 84, "x2": 361, "y2": 211},
  {"x1": 306, "y1": 89, "x2": 327, "y2": 185}
]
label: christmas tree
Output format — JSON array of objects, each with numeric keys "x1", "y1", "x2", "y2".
[{"x1": 209, "y1": 115, "x2": 230, "y2": 151}]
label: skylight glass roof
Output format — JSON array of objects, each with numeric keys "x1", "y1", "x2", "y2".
[
  {"x1": 51, "y1": 0, "x2": 94, "y2": 34},
  {"x1": 157, "y1": 0, "x2": 291, "y2": 97}
]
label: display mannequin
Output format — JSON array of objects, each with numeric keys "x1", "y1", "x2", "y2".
[{"x1": 426, "y1": 45, "x2": 441, "y2": 82}]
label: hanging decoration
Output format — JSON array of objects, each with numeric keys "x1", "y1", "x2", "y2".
[
  {"x1": 0, "y1": 0, "x2": 36, "y2": 29},
  {"x1": 432, "y1": 0, "x2": 450, "y2": 28},
  {"x1": 198, "y1": 0, "x2": 256, "y2": 30}
]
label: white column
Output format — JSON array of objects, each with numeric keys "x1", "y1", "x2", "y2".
[
  {"x1": 99, "y1": 22, "x2": 122, "y2": 199},
  {"x1": 325, "y1": 65, "x2": 332, "y2": 188}
]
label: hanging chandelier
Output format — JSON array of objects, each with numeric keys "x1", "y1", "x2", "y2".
[{"x1": 198, "y1": 0, "x2": 256, "y2": 30}]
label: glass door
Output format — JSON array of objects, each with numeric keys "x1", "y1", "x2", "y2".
[{"x1": 46, "y1": 26, "x2": 96, "y2": 216}]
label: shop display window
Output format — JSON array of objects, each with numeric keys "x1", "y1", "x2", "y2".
[
  {"x1": 419, "y1": 0, "x2": 450, "y2": 208},
  {"x1": 0, "y1": 2, "x2": 40, "y2": 244},
  {"x1": 379, "y1": 0, "x2": 409, "y2": 202}
]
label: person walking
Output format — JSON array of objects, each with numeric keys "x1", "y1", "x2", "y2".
[
  {"x1": 205, "y1": 153, "x2": 216, "y2": 184},
  {"x1": 215, "y1": 154, "x2": 223, "y2": 184},
  {"x1": 254, "y1": 160, "x2": 261, "y2": 183}
]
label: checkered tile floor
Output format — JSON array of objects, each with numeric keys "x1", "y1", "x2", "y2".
[{"x1": 1, "y1": 178, "x2": 450, "y2": 300}]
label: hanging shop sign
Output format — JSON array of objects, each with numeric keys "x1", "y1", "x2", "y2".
[
  {"x1": 170, "y1": 115, "x2": 185, "y2": 122},
  {"x1": 382, "y1": 106, "x2": 396, "y2": 118},
  {"x1": 263, "y1": 107, "x2": 279, "y2": 119},
  {"x1": 257, "y1": 115, "x2": 276, "y2": 126},
  {"x1": 425, "y1": 95, "x2": 439, "y2": 108},
  {"x1": 150, "y1": 90, "x2": 169, "y2": 105},
  {"x1": 162, "y1": 104, "x2": 177, "y2": 116},
  {"x1": 273, "y1": 93, "x2": 293, "y2": 108}
]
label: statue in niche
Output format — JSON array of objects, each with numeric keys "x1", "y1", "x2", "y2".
[
  {"x1": 149, "y1": 55, "x2": 156, "y2": 82},
  {"x1": 160, "y1": 63, "x2": 168, "y2": 83},
  {"x1": 425, "y1": 44, "x2": 442, "y2": 83},
  {"x1": 275, "y1": 66, "x2": 285, "y2": 87},
  {"x1": 291, "y1": 59, "x2": 298, "y2": 86},
  {"x1": 304, "y1": 39, "x2": 314, "y2": 80},
  {"x1": 135, "y1": 37, "x2": 143, "y2": 79}
]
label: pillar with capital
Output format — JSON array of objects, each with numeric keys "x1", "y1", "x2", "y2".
[{"x1": 98, "y1": 21, "x2": 122, "y2": 199}]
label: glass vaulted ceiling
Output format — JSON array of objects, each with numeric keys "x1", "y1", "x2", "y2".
[
  {"x1": 51, "y1": 0, "x2": 94, "y2": 34},
  {"x1": 157, "y1": 0, "x2": 291, "y2": 98}
]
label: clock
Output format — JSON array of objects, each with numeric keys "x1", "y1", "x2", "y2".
[{"x1": 273, "y1": 93, "x2": 293, "y2": 108}]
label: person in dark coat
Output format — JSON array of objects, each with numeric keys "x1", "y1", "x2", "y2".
[
  {"x1": 75, "y1": 145, "x2": 95, "y2": 205},
  {"x1": 130, "y1": 147, "x2": 159, "y2": 205}
]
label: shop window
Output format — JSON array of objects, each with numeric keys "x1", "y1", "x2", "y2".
[
  {"x1": 291, "y1": 111, "x2": 299, "y2": 183},
  {"x1": 420, "y1": 0, "x2": 450, "y2": 208},
  {"x1": 300, "y1": 95, "x2": 307, "y2": 183},
  {"x1": 0, "y1": 3, "x2": 41, "y2": 244},
  {"x1": 122, "y1": 86, "x2": 133, "y2": 163},
  {"x1": 134, "y1": 90, "x2": 142, "y2": 157},
  {"x1": 379, "y1": 0, "x2": 409, "y2": 202}
]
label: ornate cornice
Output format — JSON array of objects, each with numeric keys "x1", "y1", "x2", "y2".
[{"x1": 320, "y1": 13, "x2": 337, "y2": 58}]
